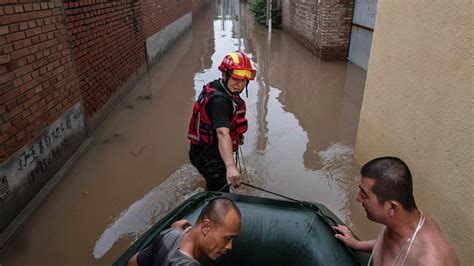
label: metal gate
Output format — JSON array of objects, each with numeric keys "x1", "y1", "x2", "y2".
[{"x1": 348, "y1": 0, "x2": 377, "y2": 70}]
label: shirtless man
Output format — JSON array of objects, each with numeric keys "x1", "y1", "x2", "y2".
[{"x1": 333, "y1": 157, "x2": 459, "y2": 265}]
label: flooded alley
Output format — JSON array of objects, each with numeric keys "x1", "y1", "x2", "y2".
[{"x1": 0, "y1": 1, "x2": 374, "y2": 265}]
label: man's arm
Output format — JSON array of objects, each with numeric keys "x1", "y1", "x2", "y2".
[
  {"x1": 127, "y1": 227, "x2": 177, "y2": 266},
  {"x1": 171, "y1": 219, "x2": 191, "y2": 230},
  {"x1": 127, "y1": 254, "x2": 139, "y2": 266},
  {"x1": 332, "y1": 225, "x2": 375, "y2": 252},
  {"x1": 216, "y1": 127, "x2": 240, "y2": 187}
]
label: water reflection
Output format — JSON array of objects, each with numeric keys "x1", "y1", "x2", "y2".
[
  {"x1": 0, "y1": 1, "x2": 373, "y2": 265},
  {"x1": 236, "y1": 2, "x2": 369, "y2": 229},
  {"x1": 94, "y1": 0, "x2": 267, "y2": 258},
  {"x1": 97, "y1": 0, "x2": 371, "y2": 254}
]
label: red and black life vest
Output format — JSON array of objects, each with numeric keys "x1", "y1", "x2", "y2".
[{"x1": 188, "y1": 82, "x2": 247, "y2": 152}]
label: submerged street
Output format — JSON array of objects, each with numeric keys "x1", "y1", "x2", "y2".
[{"x1": 0, "y1": 1, "x2": 376, "y2": 265}]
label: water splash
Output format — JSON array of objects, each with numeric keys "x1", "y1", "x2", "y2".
[
  {"x1": 92, "y1": 163, "x2": 204, "y2": 258},
  {"x1": 315, "y1": 143, "x2": 357, "y2": 226},
  {"x1": 317, "y1": 143, "x2": 355, "y2": 181}
]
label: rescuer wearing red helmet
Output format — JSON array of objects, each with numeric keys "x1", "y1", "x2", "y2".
[{"x1": 188, "y1": 51, "x2": 256, "y2": 191}]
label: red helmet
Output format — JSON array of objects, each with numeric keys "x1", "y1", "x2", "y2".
[{"x1": 218, "y1": 51, "x2": 256, "y2": 80}]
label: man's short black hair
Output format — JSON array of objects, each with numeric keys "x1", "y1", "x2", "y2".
[
  {"x1": 361, "y1": 156, "x2": 417, "y2": 211},
  {"x1": 197, "y1": 197, "x2": 241, "y2": 225}
]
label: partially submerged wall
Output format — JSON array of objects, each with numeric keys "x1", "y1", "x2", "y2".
[
  {"x1": 0, "y1": 0, "x2": 209, "y2": 246},
  {"x1": 0, "y1": 2, "x2": 87, "y2": 237},
  {"x1": 281, "y1": 0, "x2": 353, "y2": 60},
  {"x1": 0, "y1": 104, "x2": 86, "y2": 238}
]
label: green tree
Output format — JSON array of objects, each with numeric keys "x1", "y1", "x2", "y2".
[{"x1": 250, "y1": 0, "x2": 281, "y2": 29}]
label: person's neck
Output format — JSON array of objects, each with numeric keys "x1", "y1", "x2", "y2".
[
  {"x1": 179, "y1": 229, "x2": 203, "y2": 260},
  {"x1": 385, "y1": 209, "x2": 422, "y2": 242}
]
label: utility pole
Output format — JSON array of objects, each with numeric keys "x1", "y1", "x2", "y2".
[{"x1": 266, "y1": 0, "x2": 272, "y2": 34}]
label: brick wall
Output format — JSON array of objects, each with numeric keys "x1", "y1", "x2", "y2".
[
  {"x1": 141, "y1": 0, "x2": 188, "y2": 38},
  {"x1": 141, "y1": 0, "x2": 208, "y2": 38},
  {"x1": 190, "y1": 0, "x2": 209, "y2": 23},
  {"x1": 1, "y1": 0, "x2": 209, "y2": 163},
  {"x1": 63, "y1": 1, "x2": 147, "y2": 130},
  {"x1": 0, "y1": 0, "x2": 211, "y2": 163},
  {"x1": 0, "y1": 1, "x2": 80, "y2": 163},
  {"x1": 0, "y1": 0, "x2": 209, "y2": 242},
  {"x1": 281, "y1": 0, "x2": 353, "y2": 60},
  {"x1": 320, "y1": 0, "x2": 354, "y2": 60}
]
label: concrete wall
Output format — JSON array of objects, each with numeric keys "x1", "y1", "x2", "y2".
[
  {"x1": 0, "y1": 103, "x2": 86, "y2": 237},
  {"x1": 140, "y1": 0, "x2": 208, "y2": 67},
  {"x1": 281, "y1": 0, "x2": 354, "y2": 60},
  {"x1": 146, "y1": 13, "x2": 192, "y2": 67},
  {"x1": 355, "y1": 1, "x2": 473, "y2": 264}
]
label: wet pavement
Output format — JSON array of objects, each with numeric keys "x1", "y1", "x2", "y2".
[{"x1": 0, "y1": 1, "x2": 379, "y2": 265}]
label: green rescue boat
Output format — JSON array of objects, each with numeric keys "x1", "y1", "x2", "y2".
[{"x1": 113, "y1": 191, "x2": 369, "y2": 266}]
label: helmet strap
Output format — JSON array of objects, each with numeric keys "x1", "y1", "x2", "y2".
[
  {"x1": 224, "y1": 72, "x2": 230, "y2": 88},
  {"x1": 225, "y1": 72, "x2": 230, "y2": 84},
  {"x1": 222, "y1": 73, "x2": 233, "y2": 96}
]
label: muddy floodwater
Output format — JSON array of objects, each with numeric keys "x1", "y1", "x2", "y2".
[{"x1": 0, "y1": 1, "x2": 380, "y2": 265}]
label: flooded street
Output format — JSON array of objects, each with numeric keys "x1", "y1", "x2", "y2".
[{"x1": 0, "y1": 1, "x2": 378, "y2": 265}]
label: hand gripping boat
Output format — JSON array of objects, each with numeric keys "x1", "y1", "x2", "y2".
[{"x1": 113, "y1": 188, "x2": 369, "y2": 265}]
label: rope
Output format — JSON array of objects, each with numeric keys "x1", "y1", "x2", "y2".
[
  {"x1": 238, "y1": 145, "x2": 247, "y2": 176},
  {"x1": 235, "y1": 147, "x2": 338, "y2": 226},
  {"x1": 239, "y1": 182, "x2": 339, "y2": 227},
  {"x1": 215, "y1": 149, "x2": 360, "y2": 263},
  {"x1": 241, "y1": 182, "x2": 300, "y2": 202},
  {"x1": 218, "y1": 184, "x2": 230, "y2": 192}
]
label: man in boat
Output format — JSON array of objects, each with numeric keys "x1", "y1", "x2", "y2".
[
  {"x1": 188, "y1": 51, "x2": 256, "y2": 192},
  {"x1": 333, "y1": 157, "x2": 459, "y2": 265},
  {"x1": 127, "y1": 197, "x2": 241, "y2": 266}
]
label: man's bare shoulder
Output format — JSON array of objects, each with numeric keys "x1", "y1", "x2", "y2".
[{"x1": 409, "y1": 215, "x2": 459, "y2": 265}]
